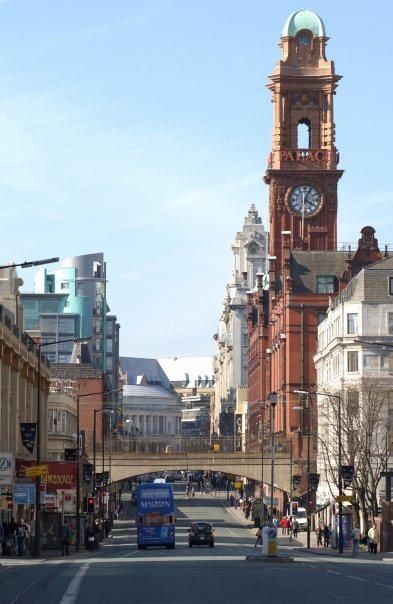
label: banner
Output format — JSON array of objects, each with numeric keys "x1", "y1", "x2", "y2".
[
  {"x1": 0, "y1": 453, "x2": 14, "y2": 486},
  {"x1": 235, "y1": 414, "x2": 243, "y2": 452},
  {"x1": 83, "y1": 464, "x2": 93, "y2": 484},
  {"x1": 20, "y1": 423, "x2": 37, "y2": 454},
  {"x1": 95, "y1": 471, "x2": 109, "y2": 487},
  {"x1": 292, "y1": 475, "x2": 301, "y2": 497},
  {"x1": 341, "y1": 465, "x2": 354, "y2": 489},
  {"x1": 309, "y1": 473, "x2": 320, "y2": 492},
  {"x1": 64, "y1": 449, "x2": 77, "y2": 462}
]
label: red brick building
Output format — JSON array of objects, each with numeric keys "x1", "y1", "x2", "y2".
[{"x1": 246, "y1": 11, "x2": 382, "y2": 498}]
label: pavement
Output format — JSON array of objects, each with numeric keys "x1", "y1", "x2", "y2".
[
  {"x1": 2, "y1": 488, "x2": 393, "y2": 603},
  {"x1": 224, "y1": 501, "x2": 393, "y2": 562}
]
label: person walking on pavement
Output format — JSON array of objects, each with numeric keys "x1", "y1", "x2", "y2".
[
  {"x1": 316, "y1": 524, "x2": 323, "y2": 547},
  {"x1": 368, "y1": 524, "x2": 378, "y2": 555},
  {"x1": 292, "y1": 519, "x2": 299, "y2": 539},
  {"x1": 280, "y1": 516, "x2": 288, "y2": 535},
  {"x1": 323, "y1": 524, "x2": 331, "y2": 549},
  {"x1": 86, "y1": 524, "x2": 96, "y2": 552},
  {"x1": 254, "y1": 527, "x2": 262, "y2": 547},
  {"x1": 351, "y1": 525, "x2": 361, "y2": 557},
  {"x1": 16, "y1": 519, "x2": 28, "y2": 556},
  {"x1": 59, "y1": 519, "x2": 71, "y2": 556},
  {"x1": 104, "y1": 519, "x2": 111, "y2": 539}
]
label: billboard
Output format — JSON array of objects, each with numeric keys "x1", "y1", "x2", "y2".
[{"x1": 16, "y1": 460, "x2": 76, "y2": 491}]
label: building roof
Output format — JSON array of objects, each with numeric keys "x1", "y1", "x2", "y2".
[
  {"x1": 291, "y1": 251, "x2": 347, "y2": 293},
  {"x1": 282, "y1": 10, "x2": 326, "y2": 38},
  {"x1": 363, "y1": 254, "x2": 393, "y2": 271},
  {"x1": 157, "y1": 356, "x2": 214, "y2": 387},
  {"x1": 120, "y1": 356, "x2": 171, "y2": 389},
  {"x1": 123, "y1": 384, "x2": 176, "y2": 400}
]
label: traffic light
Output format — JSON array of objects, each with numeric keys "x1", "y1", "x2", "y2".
[
  {"x1": 290, "y1": 501, "x2": 298, "y2": 516},
  {"x1": 87, "y1": 497, "x2": 95, "y2": 513}
]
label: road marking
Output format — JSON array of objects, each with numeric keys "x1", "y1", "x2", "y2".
[
  {"x1": 326, "y1": 570, "x2": 341, "y2": 575},
  {"x1": 375, "y1": 582, "x2": 393, "y2": 590},
  {"x1": 9, "y1": 572, "x2": 50, "y2": 604},
  {"x1": 123, "y1": 550, "x2": 139, "y2": 558},
  {"x1": 348, "y1": 576, "x2": 366, "y2": 581},
  {"x1": 60, "y1": 564, "x2": 89, "y2": 604}
]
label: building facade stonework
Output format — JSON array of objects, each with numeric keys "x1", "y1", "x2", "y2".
[{"x1": 214, "y1": 205, "x2": 267, "y2": 437}]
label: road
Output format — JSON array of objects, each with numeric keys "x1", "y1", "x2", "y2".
[{"x1": 1, "y1": 486, "x2": 393, "y2": 603}]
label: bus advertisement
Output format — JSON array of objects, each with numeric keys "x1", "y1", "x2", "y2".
[{"x1": 137, "y1": 483, "x2": 175, "y2": 549}]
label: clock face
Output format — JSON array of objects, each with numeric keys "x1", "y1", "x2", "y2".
[{"x1": 290, "y1": 185, "x2": 321, "y2": 215}]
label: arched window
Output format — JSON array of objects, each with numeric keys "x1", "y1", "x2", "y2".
[{"x1": 297, "y1": 118, "x2": 311, "y2": 149}]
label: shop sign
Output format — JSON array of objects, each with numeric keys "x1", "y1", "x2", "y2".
[
  {"x1": 235, "y1": 414, "x2": 243, "y2": 452},
  {"x1": 16, "y1": 460, "x2": 77, "y2": 491},
  {"x1": 0, "y1": 453, "x2": 14, "y2": 486}
]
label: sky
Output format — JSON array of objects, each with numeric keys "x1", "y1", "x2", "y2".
[{"x1": 1, "y1": 0, "x2": 393, "y2": 358}]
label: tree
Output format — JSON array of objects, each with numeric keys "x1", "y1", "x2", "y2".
[{"x1": 318, "y1": 378, "x2": 391, "y2": 531}]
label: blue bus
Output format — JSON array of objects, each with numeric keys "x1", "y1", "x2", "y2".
[{"x1": 137, "y1": 482, "x2": 175, "y2": 549}]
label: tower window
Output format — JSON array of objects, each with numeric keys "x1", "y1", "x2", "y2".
[
  {"x1": 297, "y1": 119, "x2": 311, "y2": 149},
  {"x1": 317, "y1": 276, "x2": 335, "y2": 294}
]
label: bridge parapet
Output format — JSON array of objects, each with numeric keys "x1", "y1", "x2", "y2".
[{"x1": 94, "y1": 451, "x2": 292, "y2": 493}]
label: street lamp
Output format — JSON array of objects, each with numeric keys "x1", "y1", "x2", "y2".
[
  {"x1": 294, "y1": 389, "x2": 343, "y2": 554},
  {"x1": 294, "y1": 390, "x2": 311, "y2": 549},
  {"x1": 33, "y1": 335, "x2": 91, "y2": 558},
  {"x1": 269, "y1": 393, "x2": 277, "y2": 524},
  {"x1": 75, "y1": 388, "x2": 122, "y2": 551},
  {"x1": 0, "y1": 257, "x2": 59, "y2": 333}
]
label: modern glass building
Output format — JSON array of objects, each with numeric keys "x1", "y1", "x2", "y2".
[{"x1": 21, "y1": 253, "x2": 120, "y2": 389}]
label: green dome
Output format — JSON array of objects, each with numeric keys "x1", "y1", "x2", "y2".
[{"x1": 282, "y1": 9, "x2": 326, "y2": 38}]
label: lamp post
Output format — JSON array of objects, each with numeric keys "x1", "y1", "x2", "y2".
[
  {"x1": 294, "y1": 390, "x2": 311, "y2": 549},
  {"x1": 92, "y1": 406, "x2": 117, "y2": 518},
  {"x1": 295, "y1": 389, "x2": 343, "y2": 554},
  {"x1": 33, "y1": 335, "x2": 90, "y2": 558},
  {"x1": 0, "y1": 257, "x2": 59, "y2": 332},
  {"x1": 75, "y1": 388, "x2": 122, "y2": 551},
  {"x1": 269, "y1": 393, "x2": 277, "y2": 523}
]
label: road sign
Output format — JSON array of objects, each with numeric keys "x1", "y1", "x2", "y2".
[
  {"x1": 336, "y1": 495, "x2": 352, "y2": 502},
  {"x1": 25, "y1": 465, "x2": 48, "y2": 477}
]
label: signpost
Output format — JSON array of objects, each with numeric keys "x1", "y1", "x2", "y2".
[
  {"x1": 25, "y1": 465, "x2": 48, "y2": 478},
  {"x1": 336, "y1": 495, "x2": 352, "y2": 503}
]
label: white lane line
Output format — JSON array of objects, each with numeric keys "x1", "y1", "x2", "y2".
[
  {"x1": 60, "y1": 564, "x2": 89, "y2": 604},
  {"x1": 375, "y1": 582, "x2": 393, "y2": 590},
  {"x1": 326, "y1": 570, "x2": 341, "y2": 575},
  {"x1": 122, "y1": 550, "x2": 139, "y2": 558},
  {"x1": 308, "y1": 564, "x2": 317, "y2": 568},
  {"x1": 348, "y1": 576, "x2": 366, "y2": 581}
]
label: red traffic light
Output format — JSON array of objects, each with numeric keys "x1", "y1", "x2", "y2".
[{"x1": 87, "y1": 497, "x2": 95, "y2": 513}]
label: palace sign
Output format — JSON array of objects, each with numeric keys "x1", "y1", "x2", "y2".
[{"x1": 279, "y1": 149, "x2": 334, "y2": 163}]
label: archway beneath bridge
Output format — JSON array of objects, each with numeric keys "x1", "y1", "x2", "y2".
[{"x1": 94, "y1": 451, "x2": 292, "y2": 492}]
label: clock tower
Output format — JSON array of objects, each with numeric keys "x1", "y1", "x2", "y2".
[{"x1": 264, "y1": 10, "x2": 343, "y2": 267}]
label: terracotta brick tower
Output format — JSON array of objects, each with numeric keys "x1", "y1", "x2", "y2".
[
  {"x1": 246, "y1": 11, "x2": 383, "y2": 505},
  {"x1": 265, "y1": 9, "x2": 343, "y2": 267}
]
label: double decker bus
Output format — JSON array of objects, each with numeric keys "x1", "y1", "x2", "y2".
[{"x1": 137, "y1": 482, "x2": 175, "y2": 549}]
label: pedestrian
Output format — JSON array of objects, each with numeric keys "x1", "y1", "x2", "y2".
[
  {"x1": 323, "y1": 524, "x2": 331, "y2": 549},
  {"x1": 254, "y1": 527, "x2": 262, "y2": 547},
  {"x1": 316, "y1": 525, "x2": 323, "y2": 547},
  {"x1": 292, "y1": 519, "x2": 299, "y2": 539},
  {"x1": 104, "y1": 519, "x2": 111, "y2": 539},
  {"x1": 351, "y1": 525, "x2": 361, "y2": 557},
  {"x1": 86, "y1": 524, "x2": 95, "y2": 552},
  {"x1": 16, "y1": 519, "x2": 28, "y2": 556},
  {"x1": 280, "y1": 516, "x2": 288, "y2": 535},
  {"x1": 229, "y1": 494, "x2": 235, "y2": 507},
  {"x1": 368, "y1": 524, "x2": 378, "y2": 555},
  {"x1": 59, "y1": 519, "x2": 71, "y2": 556}
]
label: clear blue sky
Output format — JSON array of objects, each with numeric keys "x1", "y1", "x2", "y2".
[{"x1": 1, "y1": 0, "x2": 392, "y2": 357}]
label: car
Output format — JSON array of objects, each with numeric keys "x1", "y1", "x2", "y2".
[{"x1": 188, "y1": 522, "x2": 215, "y2": 548}]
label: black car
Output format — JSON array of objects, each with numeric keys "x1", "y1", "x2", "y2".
[{"x1": 188, "y1": 522, "x2": 214, "y2": 548}]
